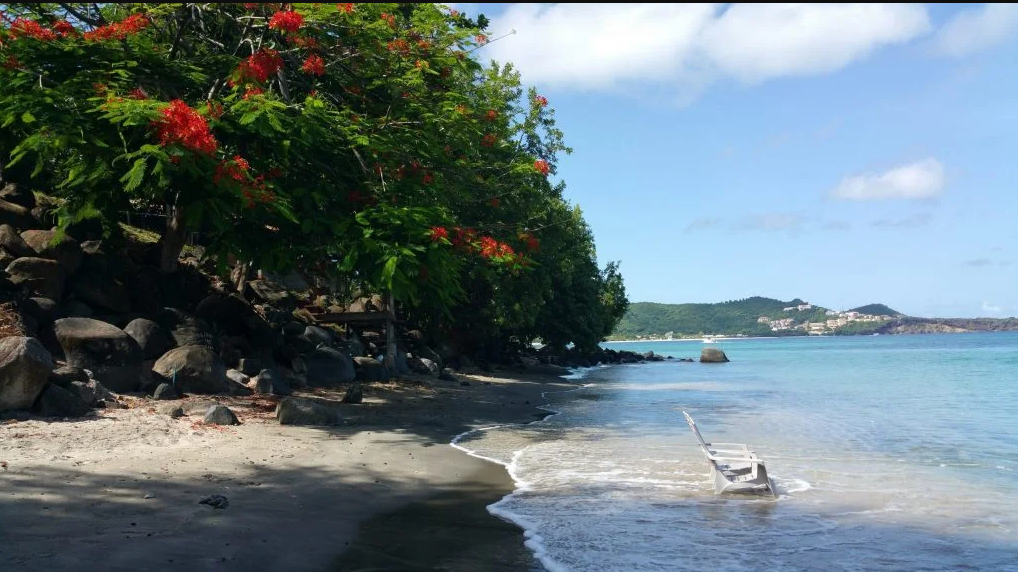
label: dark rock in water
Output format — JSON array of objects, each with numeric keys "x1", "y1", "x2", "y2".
[
  {"x1": 152, "y1": 345, "x2": 230, "y2": 394},
  {"x1": 0, "y1": 183, "x2": 36, "y2": 209},
  {"x1": 438, "y1": 368, "x2": 457, "y2": 382},
  {"x1": 48, "y1": 318, "x2": 142, "y2": 392},
  {"x1": 60, "y1": 299, "x2": 93, "y2": 318},
  {"x1": 20, "y1": 297, "x2": 58, "y2": 326},
  {"x1": 21, "y1": 229, "x2": 83, "y2": 275},
  {"x1": 303, "y1": 325, "x2": 333, "y2": 346},
  {"x1": 700, "y1": 348, "x2": 730, "y2": 363},
  {"x1": 353, "y1": 356, "x2": 389, "y2": 382},
  {"x1": 198, "y1": 494, "x2": 229, "y2": 509},
  {"x1": 0, "y1": 223, "x2": 35, "y2": 258},
  {"x1": 666, "y1": 356, "x2": 674, "y2": 360},
  {"x1": 49, "y1": 365, "x2": 89, "y2": 388},
  {"x1": 252, "y1": 369, "x2": 291, "y2": 396},
  {"x1": 152, "y1": 383, "x2": 179, "y2": 400},
  {"x1": 6, "y1": 257, "x2": 66, "y2": 300},
  {"x1": 203, "y1": 404, "x2": 239, "y2": 426},
  {"x1": 0, "y1": 336, "x2": 54, "y2": 412},
  {"x1": 34, "y1": 384, "x2": 90, "y2": 418},
  {"x1": 237, "y1": 358, "x2": 261, "y2": 377},
  {"x1": 276, "y1": 396, "x2": 342, "y2": 426},
  {"x1": 642, "y1": 351, "x2": 655, "y2": 360},
  {"x1": 124, "y1": 318, "x2": 174, "y2": 360},
  {"x1": 410, "y1": 357, "x2": 439, "y2": 376},
  {"x1": 342, "y1": 383, "x2": 363, "y2": 404},
  {"x1": 70, "y1": 268, "x2": 130, "y2": 313},
  {"x1": 306, "y1": 347, "x2": 355, "y2": 386}
]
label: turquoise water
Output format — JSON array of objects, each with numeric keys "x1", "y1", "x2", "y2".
[{"x1": 455, "y1": 333, "x2": 1018, "y2": 572}]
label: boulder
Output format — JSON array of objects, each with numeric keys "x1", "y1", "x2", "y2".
[
  {"x1": 226, "y1": 369, "x2": 250, "y2": 386},
  {"x1": 124, "y1": 318, "x2": 174, "y2": 360},
  {"x1": 0, "y1": 336, "x2": 54, "y2": 412},
  {"x1": 353, "y1": 356, "x2": 389, "y2": 382},
  {"x1": 0, "y1": 224, "x2": 35, "y2": 258},
  {"x1": 20, "y1": 297, "x2": 58, "y2": 326},
  {"x1": 237, "y1": 358, "x2": 261, "y2": 376},
  {"x1": 305, "y1": 346, "x2": 356, "y2": 387},
  {"x1": 69, "y1": 269, "x2": 130, "y2": 313},
  {"x1": 251, "y1": 369, "x2": 291, "y2": 396},
  {"x1": 410, "y1": 357, "x2": 439, "y2": 376},
  {"x1": 642, "y1": 351, "x2": 655, "y2": 360},
  {"x1": 0, "y1": 248, "x2": 15, "y2": 268},
  {"x1": 0, "y1": 198, "x2": 35, "y2": 229},
  {"x1": 203, "y1": 404, "x2": 239, "y2": 426},
  {"x1": 700, "y1": 347, "x2": 730, "y2": 363},
  {"x1": 282, "y1": 321, "x2": 305, "y2": 336},
  {"x1": 304, "y1": 325, "x2": 334, "y2": 346},
  {"x1": 70, "y1": 380, "x2": 115, "y2": 407},
  {"x1": 154, "y1": 308, "x2": 217, "y2": 352},
  {"x1": 152, "y1": 345, "x2": 230, "y2": 394},
  {"x1": 60, "y1": 299, "x2": 93, "y2": 318},
  {"x1": 6, "y1": 257, "x2": 66, "y2": 300},
  {"x1": 79, "y1": 240, "x2": 103, "y2": 255},
  {"x1": 0, "y1": 183, "x2": 36, "y2": 209},
  {"x1": 275, "y1": 397, "x2": 342, "y2": 426},
  {"x1": 34, "y1": 383, "x2": 90, "y2": 418},
  {"x1": 246, "y1": 279, "x2": 294, "y2": 307},
  {"x1": 49, "y1": 365, "x2": 89, "y2": 388},
  {"x1": 416, "y1": 345, "x2": 443, "y2": 370},
  {"x1": 347, "y1": 295, "x2": 384, "y2": 313},
  {"x1": 159, "y1": 404, "x2": 185, "y2": 418},
  {"x1": 439, "y1": 368, "x2": 457, "y2": 382},
  {"x1": 152, "y1": 383, "x2": 179, "y2": 400},
  {"x1": 21, "y1": 229, "x2": 82, "y2": 275},
  {"x1": 30, "y1": 204, "x2": 55, "y2": 228},
  {"x1": 49, "y1": 318, "x2": 142, "y2": 392},
  {"x1": 342, "y1": 383, "x2": 363, "y2": 404}
]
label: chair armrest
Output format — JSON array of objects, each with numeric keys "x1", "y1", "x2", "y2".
[{"x1": 708, "y1": 442, "x2": 750, "y2": 449}]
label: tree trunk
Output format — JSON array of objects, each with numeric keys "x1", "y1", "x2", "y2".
[
  {"x1": 384, "y1": 293, "x2": 396, "y2": 372},
  {"x1": 160, "y1": 203, "x2": 185, "y2": 273}
]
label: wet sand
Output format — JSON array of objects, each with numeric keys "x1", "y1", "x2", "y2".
[{"x1": 0, "y1": 370, "x2": 572, "y2": 572}]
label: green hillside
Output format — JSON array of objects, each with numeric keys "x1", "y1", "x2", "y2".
[
  {"x1": 849, "y1": 303, "x2": 901, "y2": 316},
  {"x1": 610, "y1": 297, "x2": 826, "y2": 339}
]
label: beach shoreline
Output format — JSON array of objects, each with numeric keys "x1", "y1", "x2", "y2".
[{"x1": 0, "y1": 369, "x2": 575, "y2": 572}]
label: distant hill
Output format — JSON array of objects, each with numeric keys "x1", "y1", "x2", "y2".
[{"x1": 849, "y1": 303, "x2": 901, "y2": 316}]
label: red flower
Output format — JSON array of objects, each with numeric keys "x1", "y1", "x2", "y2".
[
  {"x1": 300, "y1": 54, "x2": 325, "y2": 76},
  {"x1": 52, "y1": 20, "x2": 77, "y2": 37},
  {"x1": 422, "y1": 171, "x2": 434, "y2": 184},
  {"x1": 2, "y1": 56, "x2": 22, "y2": 70},
  {"x1": 291, "y1": 35, "x2": 319, "y2": 49},
  {"x1": 243, "y1": 3, "x2": 260, "y2": 10},
  {"x1": 429, "y1": 226, "x2": 449, "y2": 242},
  {"x1": 496, "y1": 243, "x2": 515, "y2": 258},
  {"x1": 414, "y1": 60, "x2": 427, "y2": 69},
  {"x1": 235, "y1": 49, "x2": 283, "y2": 84},
  {"x1": 481, "y1": 134, "x2": 497, "y2": 148},
  {"x1": 417, "y1": 40, "x2": 431, "y2": 50},
  {"x1": 213, "y1": 155, "x2": 251, "y2": 184},
  {"x1": 9, "y1": 18, "x2": 57, "y2": 41},
  {"x1": 153, "y1": 100, "x2": 218, "y2": 155},
  {"x1": 534, "y1": 159, "x2": 550, "y2": 175},
  {"x1": 534, "y1": 95, "x2": 548, "y2": 107},
  {"x1": 479, "y1": 236, "x2": 498, "y2": 258},
  {"x1": 386, "y1": 39, "x2": 410, "y2": 55},
  {"x1": 521, "y1": 233, "x2": 540, "y2": 253},
  {"x1": 207, "y1": 101, "x2": 225, "y2": 119},
  {"x1": 269, "y1": 10, "x2": 303, "y2": 34},
  {"x1": 243, "y1": 86, "x2": 264, "y2": 99},
  {"x1": 129, "y1": 87, "x2": 147, "y2": 100},
  {"x1": 490, "y1": 197, "x2": 500, "y2": 208},
  {"x1": 450, "y1": 9, "x2": 459, "y2": 17},
  {"x1": 83, "y1": 13, "x2": 149, "y2": 42},
  {"x1": 485, "y1": 109, "x2": 497, "y2": 121},
  {"x1": 337, "y1": 3, "x2": 355, "y2": 14},
  {"x1": 475, "y1": 34, "x2": 488, "y2": 45},
  {"x1": 92, "y1": 83, "x2": 108, "y2": 95},
  {"x1": 380, "y1": 12, "x2": 396, "y2": 29}
]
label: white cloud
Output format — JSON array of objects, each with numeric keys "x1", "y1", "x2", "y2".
[
  {"x1": 982, "y1": 301, "x2": 1002, "y2": 313},
  {"x1": 482, "y1": 4, "x2": 930, "y2": 98},
  {"x1": 936, "y1": 3, "x2": 1018, "y2": 57},
  {"x1": 829, "y1": 158, "x2": 945, "y2": 201},
  {"x1": 870, "y1": 212, "x2": 933, "y2": 229},
  {"x1": 684, "y1": 216, "x2": 723, "y2": 232}
]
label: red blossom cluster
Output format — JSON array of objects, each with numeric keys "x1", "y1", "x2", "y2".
[
  {"x1": 337, "y1": 3, "x2": 355, "y2": 14},
  {"x1": 129, "y1": 87, "x2": 147, "y2": 100},
  {"x1": 422, "y1": 171, "x2": 434, "y2": 184},
  {"x1": 534, "y1": 95, "x2": 548, "y2": 107},
  {"x1": 52, "y1": 20, "x2": 76, "y2": 37},
  {"x1": 243, "y1": 86, "x2": 264, "y2": 99},
  {"x1": 481, "y1": 134, "x2": 497, "y2": 148},
  {"x1": 414, "y1": 60, "x2": 428, "y2": 69},
  {"x1": 213, "y1": 155, "x2": 250, "y2": 184},
  {"x1": 300, "y1": 54, "x2": 325, "y2": 75},
  {"x1": 534, "y1": 159, "x2": 550, "y2": 175},
  {"x1": 213, "y1": 155, "x2": 275, "y2": 208},
  {"x1": 9, "y1": 18, "x2": 57, "y2": 41},
  {"x1": 268, "y1": 10, "x2": 303, "y2": 33},
  {"x1": 520, "y1": 233, "x2": 540, "y2": 252},
  {"x1": 243, "y1": 3, "x2": 260, "y2": 9},
  {"x1": 429, "y1": 226, "x2": 448, "y2": 242},
  {"x1": 380, "y1": 12, "x2": 396, "y2": 29},
  {"x1": 475, "y1": 34, "x2": 488, "y2": 45},
  {"x1": 234, "y1": 49, "x2": 283, "y2": 84},
  {"x1": 206, "y1": 100, "x2": 225, "y2": 119},
  {"x1": 485, "y1": 109, "x2": 497, "y2": 121},
  {"x1": 417, "y1": 40, "x2": 431, "y2": 50},
  {"x1": 386, "y1": 39, "x2": 410, "y2": 55},
  {"x1": 2, "y1": 56, "x2": 21, "y2": 70},
  {"x1": 290, "y1": 35, "x2": 319, "y2": 49},
  {"x1": 83, "y1": 13, "x2": 149, "y2": 42},
  {"x1": 490, "y1": 197, "x2": 501, "y2": 208},
  {"x1": 152, "y1": 100, "x2": 218, "y2": 155}
]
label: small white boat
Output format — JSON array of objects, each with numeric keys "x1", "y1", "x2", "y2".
[{"x1": 702, "y1": 337, "x2": 717, "y2": 344}]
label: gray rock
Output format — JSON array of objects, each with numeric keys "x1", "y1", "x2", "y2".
[
  {"x1": 0, "y1": 336, "x2": 54, "y2": 412},
  {"x1": 227, "y1": 377, "x2": 254, "y2": 396},
  {"x1": 237, "y1": 358, "x2": 261, "y2": 376},
  {"x1": 416, "y1": 345, "x2": 443, "y2": 370},
  {"x1": 203, "y1": 404, "x2": 239, "y2": 426},
  {"x1": 154, "y1": 308, "x2": 217, "y2": 352},
  {"x1": 642, "y1": 351, "x2": 655, "y2": 360},
  {"x1": 69, "y1": 380, "x2": 114, "y2": 406},
  {"x1": 0, "y1": 198, "x2": 36, "y2": 229},
  {"x1": 49, "y1": 365, "x2": 88, "y2": 388},
  {"x1": 304, "y1": 325, "x2": 334, "y2": 346},
  {"x1": 347, "y1": 295, "x2": 383, "y2": 313},
  {"x1": 124, "y1": 318, "x2": 174, "y2": 360},
  {"x1": 0, "y1": 183, "x2": 36, "y2": 209},
  {"x1": 275, "y1": 397, "x2": 342, "y2": 426},
  {"x1": 70, "y1": 269, "x2": 130, "y2": 313},
  {"x1": 48, "y1": 318, "x2": 143, "y2": 392},
  {"x1": 252, "y1": 369, "x2": 291, "y2": 396},
  {"x1": 305, "y1": 346, "x2": 355, "y2": 387},
  {"x1": 6, "y1": 257, "x2": 66, "y2": 300},
  {"x1": 245, "y1": 279, "x2": 293, "y2": 307},
  {"x1": 20, "y1": 297, "x2": 58, "y2": 326},
  {"x1": 152, "y1": 346, "x2": 230, "y2": 395},
  {"x1": 291, "y1": 356, "x2": 306, "y2": 374},
  {"x1": 159, "y1": 404, "x2": 185, "y2": 418},
  {"x1": 700, "y1": 347, "x2": 730, "y2": 363},
  {"x1": 0, "y1": 224, "x2": 35, "y2": 257},
  {"x1": 0, "y1": 248, "x2": 15, "y2": 268},
  {"x1": 342, "y1": 383, "x2": 363, "y2": 404},
  {"x1": 60, "y1": 299, "x2": 93, "y2": 318},
  {"x1": 152, "y1": 383, "x2": 179, "y2": 400},
  {"x1": 198, "y1": 494, "x2": 229, "y2": 509},
  {"x1": 34, "y1": 384, "x2": 90, "y2": 418},
  {"x1": 79, "y1": 240, "x2": 103, "y2": 255},
  {"x1": 226, "y1": 369, "x2": 250, "y2": 386},
  {"x1": 20, "y1": 229, "x2": 82, "y2": 275},
  {"x1": 353, "y1": 356, "x2": 389, "y2": 382},
  {"x1": 410, "y1": 357, "x2": 439, "y2": 376},
  {"x1": 439, "y1": 368, "x2": 457, "y2": 382}
]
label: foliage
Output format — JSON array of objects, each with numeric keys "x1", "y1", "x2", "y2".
[
  {"x1": 612, "y1": 297, "x2": 814, "y2": 338},
  {"x1": 0, "y1": 3, "x2": 628, "y2": 353},
  {"x1": 849, "y1": 303, "x2": 901, "y2": 317}
]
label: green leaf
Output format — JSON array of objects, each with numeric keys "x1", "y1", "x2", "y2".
[
  {"x1": 21, "y1": 111, "x2": 36, "y2": 124},
  {"x1": 120, "y1": 158, "x2": 147, "y2": 192}
]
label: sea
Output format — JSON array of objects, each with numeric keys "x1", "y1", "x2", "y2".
[{"x1": 451, "y1": 332, "x2": 1018, "y2": 572}]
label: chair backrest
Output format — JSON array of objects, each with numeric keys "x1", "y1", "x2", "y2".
[{"x1": 682, "y1": 411, "x2": 711, "y2": 452}]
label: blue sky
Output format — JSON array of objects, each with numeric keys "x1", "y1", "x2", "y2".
[{"x1": 460, "y1": 3, "x2": 1017, "y2": 318}]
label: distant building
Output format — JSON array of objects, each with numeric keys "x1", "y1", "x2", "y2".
[
  {"x1": 757, "y1": 316, "x2": 771, "y2": 323},
  {"x1": 826, "y1": 310, "x2": 839, "y2": 316},
  {"x1": 826, "y1": 319, "x2": 840, "y2": 328},
  {"x1": 783, "y1": 306, "x2": 795, "y2": 312},
  {"x1": 797, "y1": 304, "x2": 813, "y2": 311}
]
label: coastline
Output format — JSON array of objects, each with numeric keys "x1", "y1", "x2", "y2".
[{"x1": 0, "y1": 369, "x2": 576, "y2": 572}]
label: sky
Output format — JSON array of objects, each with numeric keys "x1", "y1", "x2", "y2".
[{"x1": 453, "y1": 3, "x2": 1018, "y2": 318}]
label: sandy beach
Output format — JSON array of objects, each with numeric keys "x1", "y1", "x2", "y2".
[{"x1": 1, "y1": 370, "x2": 573, "y2": 572}]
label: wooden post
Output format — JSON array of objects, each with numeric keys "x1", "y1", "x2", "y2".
[{"x1": 384, "y1": 293, "x2": 396, "y2": 373}]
